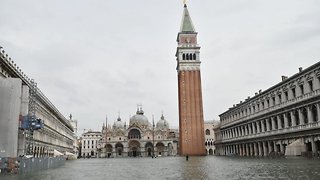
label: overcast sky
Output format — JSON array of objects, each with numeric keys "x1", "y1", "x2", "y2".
[{"x1": 1, "y1": 0, "x2": 320, "y2": 134}]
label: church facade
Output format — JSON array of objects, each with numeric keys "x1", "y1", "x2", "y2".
[{"x1": 97, "y1": 107, "x2": 178, "y2": 158}]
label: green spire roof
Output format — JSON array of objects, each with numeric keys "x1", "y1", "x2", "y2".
[{"x1": 180, "y1": 5, "x2": 195, "y2": 32}]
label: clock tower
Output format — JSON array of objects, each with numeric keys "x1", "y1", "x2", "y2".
[{"x1": 176, "y1": 4, "x2": 206, "y2": 156}]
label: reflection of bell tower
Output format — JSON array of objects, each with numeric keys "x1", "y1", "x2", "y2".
[{"x1": 176, "y1": 4, "x2": 205, "y2": 156}]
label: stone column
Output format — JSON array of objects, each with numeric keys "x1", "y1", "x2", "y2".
[
  {"x1": 298, "y1": 109, "x2": 304, "y2": 125},
  {"x1": 277, "y1": 115, "x2": 282, "y2": 129},
  {"x1": 271, "y1": 117, "x2": 276, "y2": 130},
  {"x1": 245, "y1": 144, "x2": 249, "y2": 156},
  {"x1": 284, "y1": 113, "x2": 289, "y2": 128},
  {"x1": 274, "y1": 141, "x2": 278, "y2": 154},
  {"x1": 258, "y1": 142, "x2": 263, "y2": 156},
  {"x1": 266, "y1": 119, "x2": 271, "y2": 131},
  {"x1": 248, "y1": 124, "x2": 252, "y2": 135},
  {"x1": 311, "y1": 138, "x2": 318, "y2": 155},
  {"x1": 308, "y1": 106, "x2": 314, "y2": 123},
  {"x1": 263, "y1": 141, "x2": 268, "y2": 156},
  {"x1": 241, "y1": 126, "x2": 244, "y2": 136},
  {"x1": 268, "y1": 141, "x2": 273, "y2": 153},
  {"x1": 239, "y1": 144, "x2": 243, "y2": 156},
  {"x1": 256, "y1": 121, "x2": 261, "y2": 133},
  {"x1": 244, "y1": 125, "x2": 248, "y2": 136},
  {"x1": 261, "y1": 120, "x2": 265, "y2": 132},
  {"x1": 317, "y1": 103, "x2": 320, "y2": 122},
  {"x1": 280, "y1": 143, "x2": 284, "y2": 155},
  {"x1": 291, "y1": 111, "x2": 297, "y2": 126},
  {"x1": 252, "y1": 122, "x2": 256, "y2": 134},
  {"x1": 254, "y1": 142, "x2": 258, "y2": 156},
  {"x1": 249, "y1": 143, "x2": 253, "y2": 156}
]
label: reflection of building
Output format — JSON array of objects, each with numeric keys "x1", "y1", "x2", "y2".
[
  {"x1": 176, "y1": 4, "x2": 205, "y2": 156},
  {"x1": 204, "y1": 121, "x2": 219, "y2": 155},
  {"x1": 81, "y1": 131, "x2": 102, "y2": 158},
  {"x1": 215, "y1": 63, "x2": 320, "y2": 157},
  {"x1": 98, "y1": 107, "x2": 178, "y2": 158}
]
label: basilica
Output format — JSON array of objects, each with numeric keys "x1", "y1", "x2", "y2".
[{"x1": 97, "y1": 107, "x2": 178, "y2": 158}]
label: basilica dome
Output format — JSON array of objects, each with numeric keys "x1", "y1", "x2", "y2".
[
  {"x1": 156, "y1": 114, "x2": 169, "y2": 129},
  {"x1": 129, "y1": 107, "x2": 149, "y2": 127},
  {"x1": 113, "y1": 116, "x2": 124, "y2": 129}
]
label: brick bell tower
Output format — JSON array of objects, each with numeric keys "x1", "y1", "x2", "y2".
[{"x1": 176, "y1": 4, "x2": 206, "y2": 156}]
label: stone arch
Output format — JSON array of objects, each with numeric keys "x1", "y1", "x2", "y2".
[
  {"x1": 311, "y1": 105, "x2": 318, "y2": 122},
  {"x1": 302, "y1": 107, "x2": 308, "y2": 124},
  {"x1": 105, "y1": 144, "x2": 113, "y2": 158},
  {"x1": 128, "y1": 140, "x2": 141, "y2": 157},
  {"x1": 182, "y1": 54, "x2": 186, "y2": 60},
  {"x1": 156, "y1": 142, "x2": 165, "y2": 156},
  {"x1": 145, "y1": 142, "x2": 154, "y2": 157},
  {"x1": 128, "y1": 129, "x2": 141, "y2": 139},
  {"x1": 205, "y1": 129, "x2": 210, "y2": 135},
  {"x1": 193, "y1": 53, "x2": 196, "y2": 60},
  {"x1": 186, "y1": 54, "x2": 189, "y2": 60},
  {"x1": 115, "y1": 142, "x2": 124, "y2": 157},
  {"x1": 209, "y1": 148, "x2": 213, "y2": 155}
]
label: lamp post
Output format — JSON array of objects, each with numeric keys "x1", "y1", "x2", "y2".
[{"x1": 152, "y1": 115, "x2": 155, "y2": 157}]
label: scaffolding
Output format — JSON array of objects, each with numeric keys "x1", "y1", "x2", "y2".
[{"x1": 25, "y1": 79, "x2": 37, "y2": 155}]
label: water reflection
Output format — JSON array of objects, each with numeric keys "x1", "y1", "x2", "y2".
[
  {"x1": 1, "y1": 156, "x2": 320, "y2": 180},
  {"x1": 181, "y1": 157, "x2": 208, "y2": 180}
]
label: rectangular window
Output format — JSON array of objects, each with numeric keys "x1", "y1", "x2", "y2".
[
  {"x1": 308, "y1": 81, "x2": 313, "y2": 92},
  {"x1": 299, "y1": 84, "x2": 304, "y2": 95},
  {"x1": 284, "y1": 91, "x2": 288, "y2": 101},
  {"x1": 292, "y1": 88, "x2": 296, "y2": 98},
  {"x1": 266, "y1": 99, "x2": 269, "y2": 107},
  {"x1": 261, "y1": 102, "x2": 264, "y2": 109},
  {"x1": 272, "y1": 97, "x2": 276, "y2": 106},
  {"x1": 278, "y1": 94, "x2": 282, "y2": 103}
]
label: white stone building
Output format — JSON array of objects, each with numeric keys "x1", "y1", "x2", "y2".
[
  {"x1": 204, "y1": 121, "x2": 219, "y2": 155},
  {"x1": 81, "y1": 131, "x2": 102, "y2": 158},
  {"x1": 215, "y1": 62, "x2": 320, "y2": 157}
]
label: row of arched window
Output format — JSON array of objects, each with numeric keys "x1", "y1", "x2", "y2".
[{"x1": 182, "y1": 53, "x2": 196, "y2": 60}]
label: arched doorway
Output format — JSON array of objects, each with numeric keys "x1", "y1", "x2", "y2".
[
  {"x1": 209, "y1": 149, "x2": 213, "y2": 155},
  {"x1": 115, "y1": 143, "x2": 124, "y2": 157},
  {"x1": 145, "y1": 142, "x2": 154, "y2": 157},
  {"x1": 128, "y1": 140, "x2": 140, "y2": 157},
  {"x1": 106, "y1": 144, "x2": 113, "y2": 158},
  {"x1": 156, "y1": 142, "x2": 165, "y2": 156}
]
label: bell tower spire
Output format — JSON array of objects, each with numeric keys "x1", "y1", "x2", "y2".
[{"x1": 176, "y1": 4, "x2": 206, "y2": 156}]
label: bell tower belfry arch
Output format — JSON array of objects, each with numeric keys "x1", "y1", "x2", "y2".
[{"x1": 176, "y1": 3, "x2": 206, "y2": 156}]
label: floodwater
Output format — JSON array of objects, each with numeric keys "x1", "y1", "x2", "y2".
[{"x1": 2, "y1": 156, "x2": 320, "y2": 180}]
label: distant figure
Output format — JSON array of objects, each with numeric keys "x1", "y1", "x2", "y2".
[{"x1": 186, "y1": 155, "x2": 189, "y2": 161}]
